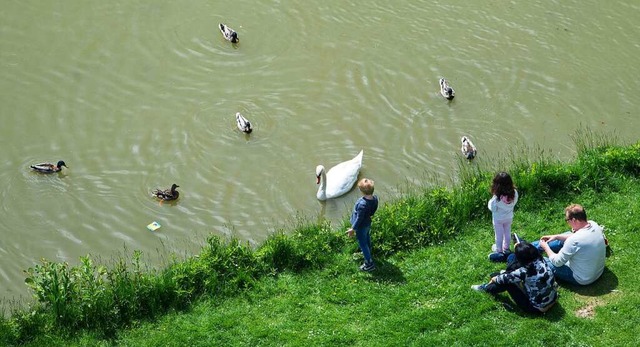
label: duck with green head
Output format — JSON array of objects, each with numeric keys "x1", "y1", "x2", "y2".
[
  {"x1": 439, "y1": 78, "x2": 455, "y2": 100},
  {"x1": 219, "y1": 23, "x2": 239, "y2": 43},
  {"x1": 30, "y1": 160, "x2": 67, "y2": 173}
]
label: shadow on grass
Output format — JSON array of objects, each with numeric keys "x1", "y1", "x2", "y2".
[
  {"x1": 365, "y1": 259, "x2": 406, "y2": 284},
  {"x1": 560, "y1": 267, "x2": 618, "y2": 296},
  {"x1": 492, "y1": 294, "x2": 566, "y2": 321}
]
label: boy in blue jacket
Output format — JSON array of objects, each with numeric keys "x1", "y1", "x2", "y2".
[{"x1": 346, "y1": 178, "x2": 379, "y2": 271}]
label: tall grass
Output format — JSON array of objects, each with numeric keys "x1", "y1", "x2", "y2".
[{"x1": 1, "y1": 131, "x2": 639, "y2": 345}]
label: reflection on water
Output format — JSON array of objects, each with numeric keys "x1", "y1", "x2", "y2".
[{"x1": 0, "y1": 0, "x2": 638, "y2": 300}]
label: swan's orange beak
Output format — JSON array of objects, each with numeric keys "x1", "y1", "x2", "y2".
[{"x1": 316, "y1": 176, "x2": 320, "y2": 184}]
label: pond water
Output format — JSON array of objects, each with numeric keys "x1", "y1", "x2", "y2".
[{"x1": 1, "y1": 0, "x2": 638, "y2": 301}]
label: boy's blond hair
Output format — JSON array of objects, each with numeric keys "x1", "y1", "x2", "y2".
[{"x1": 358, "y1": 178, "x2": 375, "y2": 195}]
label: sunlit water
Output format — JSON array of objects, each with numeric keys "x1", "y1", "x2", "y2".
[{"x1": 1, "y1": 0, "x2": 638, "y2": 301}]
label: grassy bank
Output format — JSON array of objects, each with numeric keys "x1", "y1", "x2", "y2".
[
  {"x1": 1, "y1": 134, "x2": 639, "y2": 346},
  {"x1": 116, "y1": 183, "x2": 639, "y2": 347}
]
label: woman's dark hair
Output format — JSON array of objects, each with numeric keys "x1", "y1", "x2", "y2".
[
  {"x1": 515, "y1": 241, "x2": 542, "y2": 265},
  {"x1": 491, "y1": 171, "x2": 516, "y2": 200}
]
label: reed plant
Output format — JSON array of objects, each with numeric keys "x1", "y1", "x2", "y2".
[
  {"x1": 1, "y1": 131, "x2": 638, "y2": 345},
  {"x1": 257, "y1": 219, "x2": 345, "y2": 273}
]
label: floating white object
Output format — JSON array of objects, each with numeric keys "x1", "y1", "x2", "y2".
[{"x1": 147, "y1": 221, "x2": 161, "y2": 231}]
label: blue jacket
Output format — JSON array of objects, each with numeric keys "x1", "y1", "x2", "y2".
[{"x1": 350, "y1": 195, "x2": 379, "y2": 230}]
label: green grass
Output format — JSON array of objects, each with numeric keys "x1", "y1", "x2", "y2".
[
  {"x1": 2, "y1": 136, "x2": 640, "y2": 346},
  {"x1": 36, "y1": 194, "x2": 640, "y2": 345},
  {"x1": 111, "y1": 180, "x2": 639, "y2": 347},
  {"x1": 91, "y1": 186, "x2": 632, "y2": 346}
]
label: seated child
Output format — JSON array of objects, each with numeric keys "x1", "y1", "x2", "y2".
[{"x1": 472, "y1": 241, "x2": 558, "y2": 314}]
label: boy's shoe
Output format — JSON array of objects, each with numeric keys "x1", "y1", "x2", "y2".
[
  {"x1": 488, "y1": 252, "x2": 507, "y2": 262},
  {"x1": 359, "y1": 262, "x2": 376, "y2": 272},
  {"x1": 471, "y1": 284, "x2": 487, "y2": 292}
]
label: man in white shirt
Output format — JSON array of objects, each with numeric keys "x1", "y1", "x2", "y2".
[{"x1": 539, "y1": 204, "x2": 607, "y2": 285}]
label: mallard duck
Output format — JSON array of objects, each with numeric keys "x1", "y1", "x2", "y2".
[
  {"x1": 315, "y1": 150, "x2": 363, "y2": 201},
  {"x1": 236, "y1": 112, "x2": 252, "y2": 134},
  {"x1": 461, "y1": 136, "x2": 477, "y2": 160},
  {"x1": 219, "y1": 23, "x2": 239, "y2": 43},
  {"x1": 30, "y1": 160, "x2": 67, "y2": 173},
  {"x1": 440, "y1": 78, "x2": 455, "y2": 100},
  {"x1": 152, "y1": 184, "x2": 180, "y2": 201}
]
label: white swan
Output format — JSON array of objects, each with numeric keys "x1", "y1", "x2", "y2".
[{"x1": 315, "y1": 150, "x2": 363, "y2": 201}]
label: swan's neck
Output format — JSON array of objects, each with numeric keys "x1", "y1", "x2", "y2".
[{"x1": 317, "y1": 170, "x2": 327, "y2": 200}]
